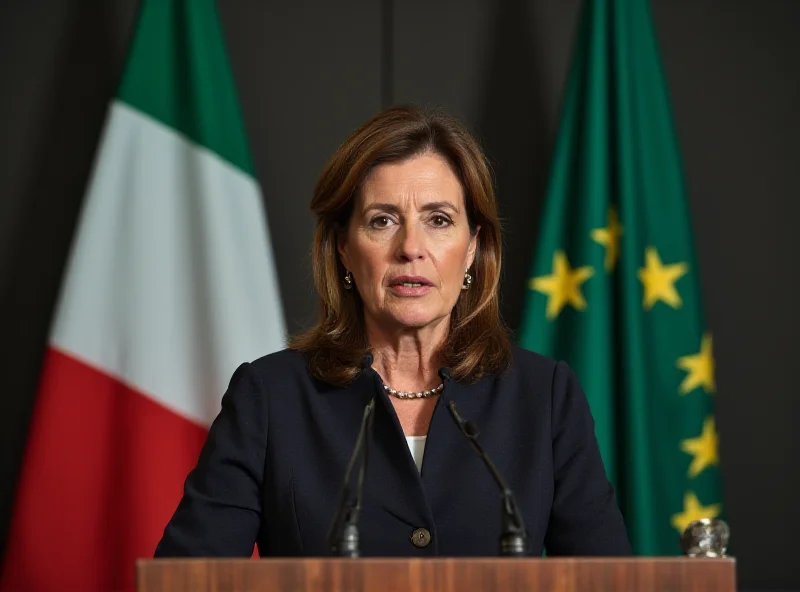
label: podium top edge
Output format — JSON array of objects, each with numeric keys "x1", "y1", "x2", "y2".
[{"x1": 137, "y1": 556, "x2": 736, "y2": 566}]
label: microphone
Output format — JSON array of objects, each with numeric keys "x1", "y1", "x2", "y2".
[
  {"x1": 446, "y1": 401, "x2": 528, "y2": 556},
  {"x1": 326, "y1": 398, "x2": 375, "y2": 557}
]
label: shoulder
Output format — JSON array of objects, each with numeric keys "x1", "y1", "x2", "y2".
[
  {"x1": 507, "y1": 344, "x2": 561, "y2": 383},
  {"x1": 509, "y1": 344, "x2": 556, "y2": 369},
  {"x1": 500, "y1": 345, "x2": 583, "y2": 405},
  {"x1": 250, "y1": 347, "x2": 308, "y2": 368},
  {"x1": 220, "y1": 349, "x2": 312, "y2": 410},
  {"x1": 248, "y1": 348, "x2": 310, "y2": 382}
]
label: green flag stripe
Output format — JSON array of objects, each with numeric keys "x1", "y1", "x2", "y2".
[
  {"x1": 613, "y1": 0, "x2": 661, "y2": 552},
  {"x1": 116, "y1": 0, "x2": 254, "y2": 175}
]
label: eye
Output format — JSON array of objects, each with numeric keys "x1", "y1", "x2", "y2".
[
  {"x1": 369, "y1": 215, "x2": 394, "y2": 229},
  {"x1": 430, "y1": 214, "x2": 453, "y2": 227}
]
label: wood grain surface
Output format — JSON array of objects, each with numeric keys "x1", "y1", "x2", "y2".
[{"x1": 137, "y1": 557, "x2": 736, "y2": 592}]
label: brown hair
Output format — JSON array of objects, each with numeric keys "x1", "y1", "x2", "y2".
[{"x1": 290, "y1": 105, "x2": 511, "y2": 385}]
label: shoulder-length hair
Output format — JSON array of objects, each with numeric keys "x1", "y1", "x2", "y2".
[{"x1": 290, "y1": 105, "x2": 511, "y2": 385}]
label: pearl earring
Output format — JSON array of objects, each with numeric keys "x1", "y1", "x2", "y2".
[{"x1": 462, "y1": 269, "x2": 473, "y2": 290}]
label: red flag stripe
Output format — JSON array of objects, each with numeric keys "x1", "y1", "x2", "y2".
[{"x1": 2, "y1": 347, "x2": 207, "y2": 592}]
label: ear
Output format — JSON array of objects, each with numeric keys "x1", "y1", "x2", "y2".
[
  {"x1": 466, "y1": 225, "x2": 480, "y2": 269},
  {"x1": 337, "y1": 229, "x2": 351, "y2": 271}
]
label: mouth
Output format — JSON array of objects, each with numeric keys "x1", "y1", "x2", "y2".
[
  {"x1": 388, "y1": 275, "x2": 433, "y2": 296},
  {"x1": 389, "y1": 276, "x2": 433, "y2": 288}
]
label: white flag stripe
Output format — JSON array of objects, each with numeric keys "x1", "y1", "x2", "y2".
[{"x1": 51, "y1": 101, "x2": 285, "y2": 425}]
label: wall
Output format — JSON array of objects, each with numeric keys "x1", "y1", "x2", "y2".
[{"x1": 0, "y1": 1, "x2": 798, "y2": 589}]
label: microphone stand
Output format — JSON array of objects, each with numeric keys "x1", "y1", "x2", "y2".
[
  {"x1": 447, "y1": 401, "x2": 528, "y2": 556},
  {"x1": 326, "y1": 399, "x2": 375, "y2": 557}
]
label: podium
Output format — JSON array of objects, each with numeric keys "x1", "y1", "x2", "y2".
[{"x1": 136, "y1": 557, "x2": 736, "y2": 591}]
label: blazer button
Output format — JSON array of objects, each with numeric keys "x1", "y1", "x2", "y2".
[{"x1": 411, "y1": 527, "x2": 432, "y2": 548}]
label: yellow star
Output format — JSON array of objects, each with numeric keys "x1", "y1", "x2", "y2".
[
  {"x1": 530, "y1": 251, "x2": 595, "y2": 320},
  {"x1": 677, "y1": 334, "x2": 716, "y2": 394},
  {"x1": 680, "y1": 416, "x2": 719, "y2": 477},
  {"x1": 637, "y1": 247, "x2": 688, "y2": 310},
  {"x1": 591, "y1": 206, "x2": 624, "y2": 271},
  {"x1": 671, "y1": 491, "x2": 722, "y2": 533}
]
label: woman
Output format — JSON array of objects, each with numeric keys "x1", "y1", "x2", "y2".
[{"x1": 155, "y1": 106, "x2": 631, "y2": 557}]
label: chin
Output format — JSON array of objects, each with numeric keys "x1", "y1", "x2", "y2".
[
  {"x1": 387, "y1": 305, "x2": 448, "y2": 330},
  {"x1": 393, "y1": 316, "x2": 438, "y2": 329}
]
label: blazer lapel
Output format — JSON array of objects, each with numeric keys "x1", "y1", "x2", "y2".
[
  {"x1": 421, "y1": 371, "x2": 498, "y2": 518},
  {"x1": 363, "y1": 369, "x2": 435, "y2": 532}
]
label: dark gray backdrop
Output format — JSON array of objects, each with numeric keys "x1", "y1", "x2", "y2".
[{"x1": 1, "y1": 1, "x2": 798, "y2": 590}]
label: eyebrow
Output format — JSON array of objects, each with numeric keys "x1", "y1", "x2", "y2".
[{"x1": 362, "y1": 201, "x2": 460, "y2": 215}]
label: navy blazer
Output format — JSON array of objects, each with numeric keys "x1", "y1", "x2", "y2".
[{"x1": 155, "y1": 346, "x2": 631, "y2": 557}]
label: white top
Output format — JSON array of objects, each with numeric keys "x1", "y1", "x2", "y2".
[{"x1": 405, "y1": 435, "x2": 427, "y2": 472}]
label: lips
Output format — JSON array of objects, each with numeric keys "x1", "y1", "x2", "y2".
[
  {"x1": 387, "y1": 275, "x2": 434, "y2": 297},
  {"x1": 389, "y1": 275, "x2": 433, "y2": 288}
]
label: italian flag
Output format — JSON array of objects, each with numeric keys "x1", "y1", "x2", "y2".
[{"x1": 1, "y1": 1, "x2": 285, "y2": 591}]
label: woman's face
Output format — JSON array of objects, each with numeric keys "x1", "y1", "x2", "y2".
[{"x1": 339, "y1": 152, "x2": 479, "y2": 333}]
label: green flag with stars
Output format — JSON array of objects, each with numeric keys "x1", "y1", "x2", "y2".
[{"x1": 518, "y1": 0, "x2": 722, "y2": 555}]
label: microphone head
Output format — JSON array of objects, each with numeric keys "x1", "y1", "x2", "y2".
[
  {"x1": 447, "y1": 401, "x2": 481, "y2": 438},
  {"x1": 463, "y1": 420, "x2": 480, "y2": 438},
  {"x1": 360, "y1": 352, "x2": 374, "y2": 369}
]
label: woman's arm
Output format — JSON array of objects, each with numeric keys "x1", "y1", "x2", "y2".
[
  {"x1": 543, "y1": 361, "x2": 632, "y2": 556},
  {"x1": 154, "y1": 362, "x2": 267, "y2": 556}
]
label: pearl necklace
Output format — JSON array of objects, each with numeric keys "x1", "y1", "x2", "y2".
[{"x1": 383, "y1": 382, "x2": 444, "y2": 399}]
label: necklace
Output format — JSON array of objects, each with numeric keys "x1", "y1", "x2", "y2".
[{"x1": 383, "y1": 382, "x2": 444, "y2": 399}]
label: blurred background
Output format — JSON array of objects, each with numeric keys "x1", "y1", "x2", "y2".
[{"x1": 0, "y1": 0, "x2": 798, "y2": 590}]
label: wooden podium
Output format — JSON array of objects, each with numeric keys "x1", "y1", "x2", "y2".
[{"x1": 137, "y1": 557, "x2": 736, "y2": 591}]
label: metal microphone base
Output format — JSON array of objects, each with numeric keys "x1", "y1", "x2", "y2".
[
  {"x1": 500, "y1": 533, "x2": 527, "y2": 557},
  {"x1": 335, "y1": 524, "x2": 360, "y2": 558}
]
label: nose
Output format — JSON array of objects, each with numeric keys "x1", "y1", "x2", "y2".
[{"x1": 395, "y1": 222, "x2": 425, "y2": 262}]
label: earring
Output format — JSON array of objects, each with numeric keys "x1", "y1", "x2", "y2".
[
  {"x1": 462, "y1": 269, "x2": 473, "y2": 290},
  {"x1": 343, "y1": 270, "x2": 354, "y2": 290}
]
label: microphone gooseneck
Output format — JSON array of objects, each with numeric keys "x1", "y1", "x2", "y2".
[
  {"x1": 446, "y1": 400, "x2": 528, "y2": 557},
  {"x1": 326, "y1": 399, "x2": 375, "y2": 557}
]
